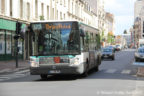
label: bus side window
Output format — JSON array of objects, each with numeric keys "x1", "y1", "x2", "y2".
[
  {"x1": 80, "y1": 37, "x2": 84, "y2": 51},
  {"x1": 95, "y1": 34, "x2": 97, "y2": 50},
  {"x1": 84, "y1": 32, "x2": 89, "y2": 51}
]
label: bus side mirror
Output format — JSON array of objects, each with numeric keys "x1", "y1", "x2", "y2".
[{"x1": 80, "y1": 29, "x2": 85, "y2": 37}]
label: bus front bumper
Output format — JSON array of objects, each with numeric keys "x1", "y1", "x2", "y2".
[{"x1": 30, "y1": 64, "x2": 84, "y2": 75}]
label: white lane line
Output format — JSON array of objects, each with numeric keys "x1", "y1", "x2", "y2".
[
  {"x1": 15, "y1": 70, "x2": 30, "y2": 74},
  {"x1": 9, "y1": 74, "x2": 26, "y2": 78},
  {"x1": 121, "y1": 70, "x2": 131, "y2": 74},
  {"x1": 0, "y1": 69, "x2": 11, "y2": 73},
  {"x1": 0, "y1": 73, "x2": 27, "y2": 81},
  {"x1": 0, "y1": 77, "x2": 11, "y2": 81},
  {"x1": 105, "y1": 69, "x2": 117, "y2": 74}
]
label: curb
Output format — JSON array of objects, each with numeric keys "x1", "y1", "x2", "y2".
[{"x1": 0, "y1": 67, "x2": 30, "y2": 75}]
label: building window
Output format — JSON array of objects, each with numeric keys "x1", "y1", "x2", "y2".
[
  {"x1": 143, "y1": 21, "x2": 144, "y2": 33},
  {"x1": 68, "y1": 0, "x2": 70, "y2": 11},
  {"x1": 10, "y1": 0, "x2": 13, "y2": 16},
  {"x1": 64, "y1": 0, "x2": 65, "y2": 7},
  {"x1": 11, "y1": 32, "x2": 15, "y2": 56},
  {"x1": 1, "y1": 0, "x2": 5, "y2": 14},
  {"x1": 60, "y1": 0, "x2": 62, "y2": 5},
  {"x1": 18, "y1": 39, "x2": 23, "y2": 54},
  {"x1": 27, "y1": 3, "x2": 30, "y2": 20},
  {"x1": 64, "y1": 14, "x2": 65, "y2": 20},
  {"x1": 47, "y1": 6, "x2": 49, "y2": 20},
  {"x1": 72, "y1": 2, "x2": 73, "y2": 14},
  {"x1": 6, "y1": 31, "x2": 12, "y2": 54},
  {"x1": 0, "y1": 30, "x2": 5, "y2": 54},
  {"x1": 52, "y1": 8, "x2": 54, "y2": 20},
  {"x1": 41, "y1": 3, "x2": 44, "y2": 16},
  {"x1": 35, "y1": 0, "x2": 38, "y2": 18},
  {"x1": 57, "y1": 10, "x2": 58, "y2": 20},
  {"x1": 60, "y1": 12, "x2": 62, "y2": 20},
  {"x1": 20, "y1": 0, "x2": 23, "y2": 18}
]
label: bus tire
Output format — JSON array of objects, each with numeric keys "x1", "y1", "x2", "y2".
[
  {"x1": 40, "y1": 74, "x2": 48, "y2": 80},
  {"x1": 95, "y1": 66, "x2": 99, "y2": 72},
  {"x1": 112, "y1": 56, "x2": 115, "y2": 60},
  {"x1": 98, "y1": 56, "x2": 101, "y2": 65},
  {"x1": 82, "y1": 60, "x2": 89, "y2": 77}
]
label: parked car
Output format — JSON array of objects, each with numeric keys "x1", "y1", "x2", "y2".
[
  {"x1": 101, "y1": 48, "x2": 115, "y2": 60},
  {"x1": 106, "y1": 45, "x2": 116, "y2": 52},
  {"x1": 135, "y1": 47, "x2": 144, "y2": 62},
  {"x1": 115, "y1": 45, "x2": 122, "y2": 51}
]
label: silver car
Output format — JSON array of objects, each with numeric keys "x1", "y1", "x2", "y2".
[
  {"x1": 101, "y1": 48, "x2": 115, "y2": 60},
  {"x1": 135, "y1": 47, "x2": 144, "y2": 62}
]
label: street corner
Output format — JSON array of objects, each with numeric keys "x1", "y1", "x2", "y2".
[{"x1": 137, "y1": 67, "x2": 144, "y2": 77}]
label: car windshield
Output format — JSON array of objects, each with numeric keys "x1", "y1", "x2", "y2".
[
  {"x1": 30, "y1": 22, "x2": 80, "y2": 55},
  {"x1": 103, "y1": 49, "x2": 112, "y2": 52},
  {"x1": 116, "y1": 45, "x2": 120, "y2": 47},
  {"x1": 138, "y1": 49, "x2": 144, "y2": 53}
]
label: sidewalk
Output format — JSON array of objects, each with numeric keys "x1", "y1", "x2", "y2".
[
  {"x1": 0, "y1": 60, "x2": 30, "y2": 74},
  {"x1": 137, "y1": 67, "x2": 144, "y2": 77}
]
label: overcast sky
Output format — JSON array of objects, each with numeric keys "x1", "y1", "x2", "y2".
[{"x1": 104, "y1": 0, "x2": 136, "y2": 35}]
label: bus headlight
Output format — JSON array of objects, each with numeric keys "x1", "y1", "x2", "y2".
[
  {"x1": 30, "y1": 58, "x2": 39, "y2": 67},
  {"x1": 70, "y1": 58, "x2": 80, "y2": 66}
]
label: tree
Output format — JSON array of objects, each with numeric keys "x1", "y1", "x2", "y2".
[{"x1": 124, "y1": 30, "x2": 127, "y2": 34}]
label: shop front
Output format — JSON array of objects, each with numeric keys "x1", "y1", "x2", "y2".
[{"x1": 0, "y1": 18, "x2": 24, "y2": 61}]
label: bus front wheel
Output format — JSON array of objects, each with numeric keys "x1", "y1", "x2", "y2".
[
  {"x1": 82, "y1": 61, "x2": 89, "y2": 77},
  {"x1": 95, "y1": 66, "x2": 99, "y2": 72},
  {"x1": 40, "y1": 74, "x2": 48, "y2": 80}
]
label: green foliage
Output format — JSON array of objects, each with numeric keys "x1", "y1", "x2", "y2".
[{"x1": 40, "y1": 16, "x2": 45, "y2": 20}]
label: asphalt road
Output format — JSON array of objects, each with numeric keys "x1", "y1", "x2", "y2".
[{"x1": 0, "y1": 49, "x2": 144, "y2": 96}]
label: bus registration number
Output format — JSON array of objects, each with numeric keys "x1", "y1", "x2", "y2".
[{"x1": 49, "y1": 70, "x2": 61, "y2": 74}]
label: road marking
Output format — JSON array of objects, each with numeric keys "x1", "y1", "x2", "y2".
[
  {"x1": 0, "y1": 77, "x2": 11, "y2": 81},
  {"x1": 0, "y1": 69, "x2": 11, "y2": 73},
  {"x1": 121, "y1": 70, "x2": 131, "y2": 74},
  {"x1": 10, "y1": 74, "x2": 26, "y2": 78},
  {"x1": 105, "y1": 69, "x2": 117, "y2": 74},
  {"x1": 0, "y1": 70, "x2": 29, "y2": 82},
  {"x1": 132, "y1": 81, "x2": 144, "y2": 96},
  {"x1": 15, "y1": 69, "x2": 30, "y2": 74}
]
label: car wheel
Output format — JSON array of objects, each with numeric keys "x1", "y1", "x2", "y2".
[{"x1": 135, "y1": 58, "x2": 139, "y2": 62}]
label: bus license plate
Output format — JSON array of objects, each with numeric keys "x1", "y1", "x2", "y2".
[
  {"x1": 49, "y1": 70, "x2": 61, "y2": 74},
  {"x1": 104, "y1": 55, "x2": 108, "y2": 57}
]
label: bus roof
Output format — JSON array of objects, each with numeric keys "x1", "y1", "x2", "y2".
[
  {"x1": 30, "y1": 20, "x2": 99, "y2": 31},
  {"x1": 79, "y1": 22, "x2": 99, "y2": 31},
  {"x1": 31, "y1": 20, "x2": 79, "y2": 23}
]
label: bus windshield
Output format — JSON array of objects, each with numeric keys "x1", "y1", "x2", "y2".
[{"x1": 31, "y1": 22, "x2": 80, "y2": 55}]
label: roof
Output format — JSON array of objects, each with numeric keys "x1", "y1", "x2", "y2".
[{"x1": 31, "y1": 20, "x2": 79, "y2": 23}]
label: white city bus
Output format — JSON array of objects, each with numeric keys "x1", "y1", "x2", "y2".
[{"x1": 29, "y1": 21, "x2": 101, "y2": 79}]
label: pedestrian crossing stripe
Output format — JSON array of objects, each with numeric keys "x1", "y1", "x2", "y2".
[
  {"x1": 0, "y1": 69, "x2": 132, "y2": 82},
  {"x1": 104, "y1": 69, "x2": 132, "y2": 75},
  {"x1": 0, "y1": 71, "x2": 30, "y2": 82},
  {"x1": 121, "y1": 70, "x2": 131, "y2": 74},
  {"x1": 105, "y1": 69, "x2": 117, "y2": 73},
  {"x1": 15, "y1": 70, "x2": 30, "y2": 74}
]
